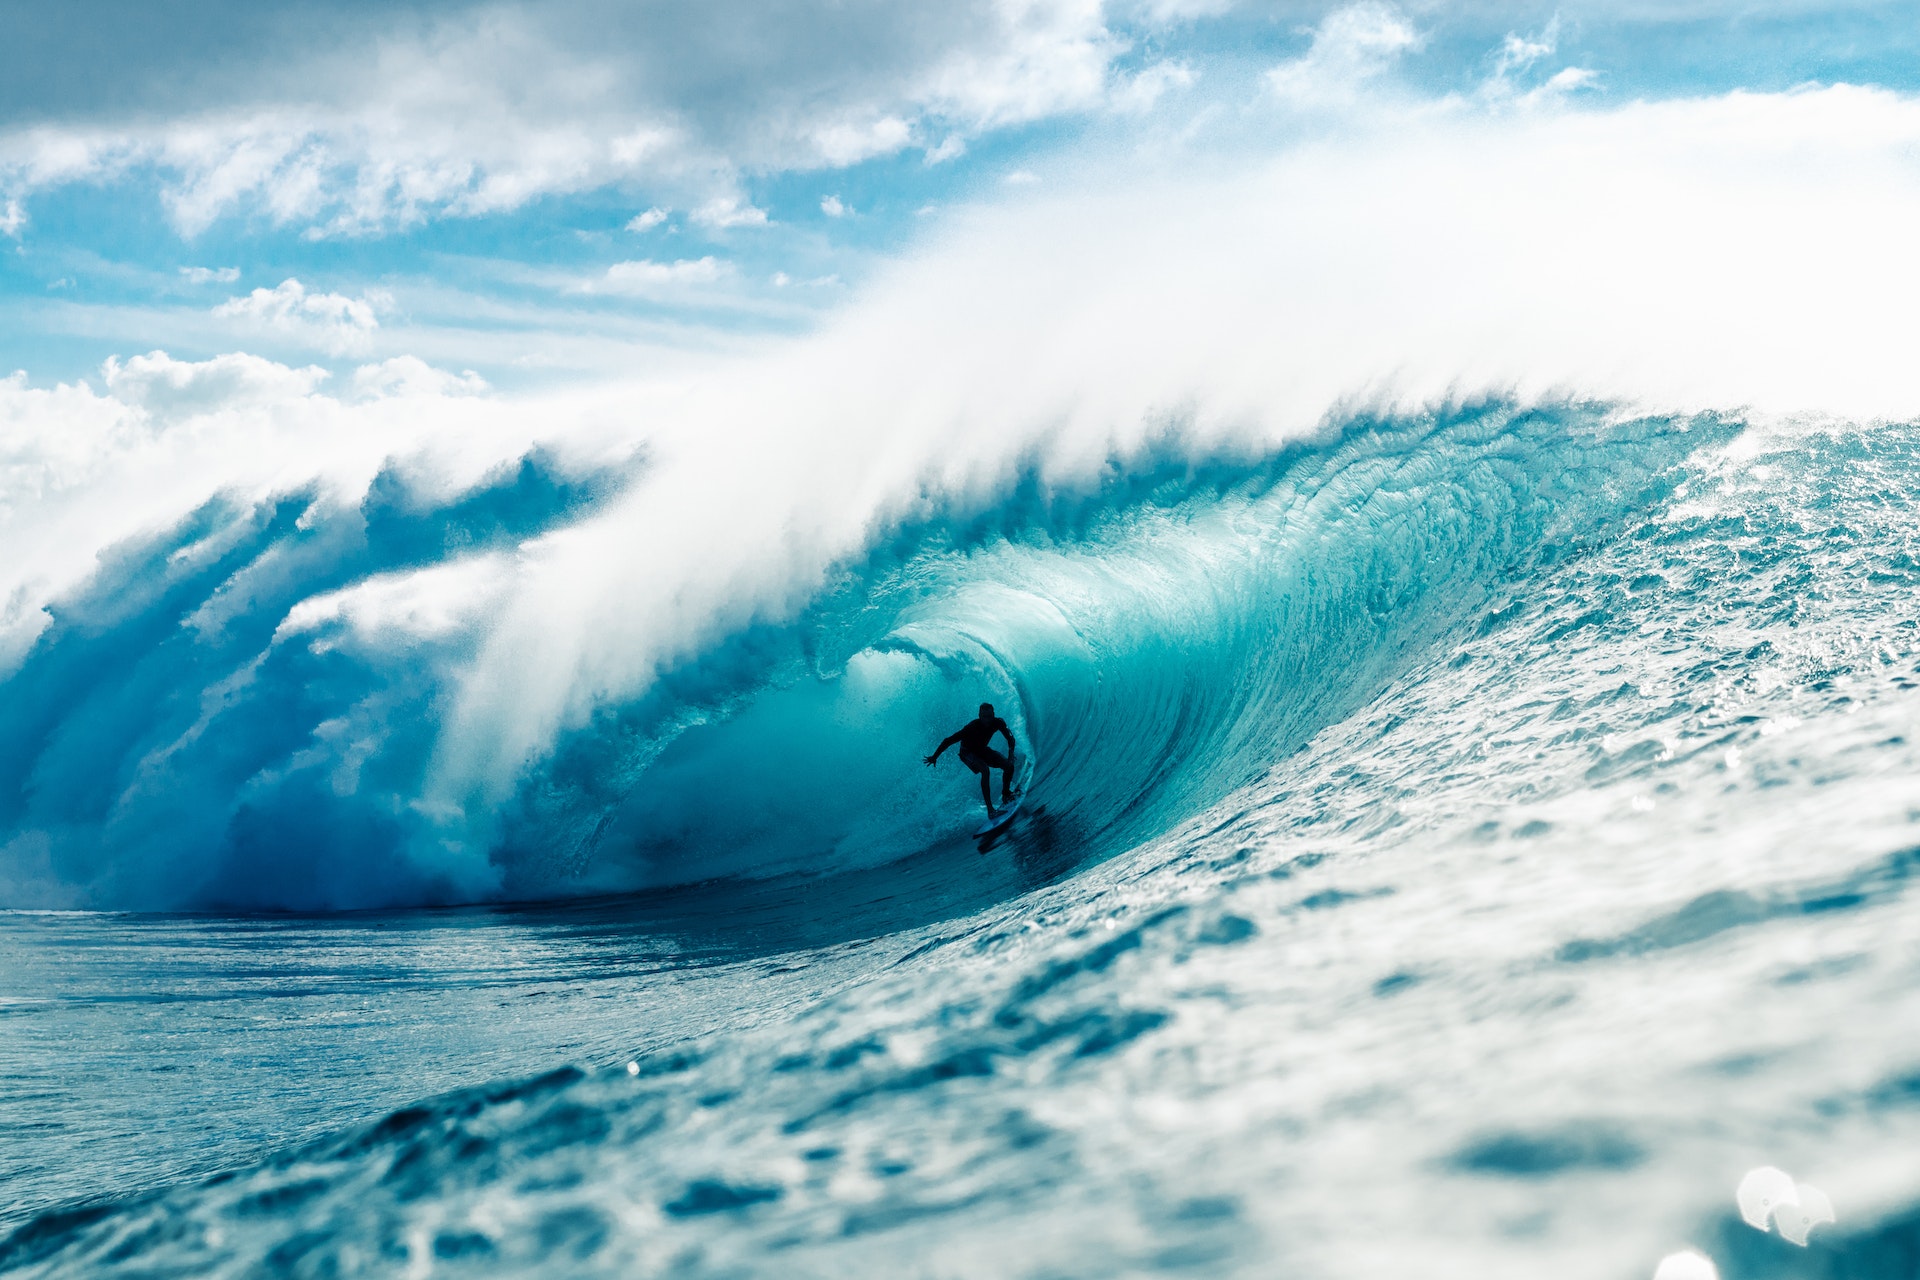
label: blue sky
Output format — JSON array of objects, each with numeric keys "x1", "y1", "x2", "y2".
[{"x1": 2, "y1": 0, "x2": 1916, "y2": 387}]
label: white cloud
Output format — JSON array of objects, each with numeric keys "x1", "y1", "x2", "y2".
[
  {"x1": 820, "y1": 195, "x2": 849, "y2": 217},
  {"x1": 349, "y1": 356, "x2": 489, "y2": 400},
  {"x1": 1496, "y1": 23, "x2": 1557, "y2": 78},
  {"x1": 1266, "y1": 2, "x2": 1422, "y2": 108},
  {"x1": 690, "y1": 196, "x2": 769, "y2": 229},
  {"x1": 1480, "y1": 18, "x2": 1598, "y2": 107},
  {"x1": 1128, "y1": 0, "x2": 1238, "y2": 17},
  {"x1": 101, "y1": 350, "x2": 330, "y2": 417},
  {"x1": 1005, "y1": 169, "x2": 1040, "y2": 185},
  {"x1": 213, "y1": 278, "x2": 386, "y2": 355},
  {"x1": 914, "y1": 2, "x2": 1120, "y2": 132},
  {"x1": 0, "y1": 198, "x2": 23, "y2": 237},
  {"x1": 1110, "y1": 59, "x2": 1194, "y2": 115},
  {"x1": 585, "y1": 256, "x2": 729, "y2": 296},
  {"x1": 925, "y1": 135, "x2": 968, "y2": 164},
  {"x1": 1541, "y1": 66, "x2": 1599, "y2": 95},
  {"x1": 180, "y1": 266, "x2": 241, "y2": 285},
  {"x1": 809, "y1": 115, "x2": 915, "y2": 167},
  {"x1": 626, "y1": 207, "x2": 668, "y2": 231},
  {"x1": 0, "y1": 0, "x2": 1148, "y2": 237}
]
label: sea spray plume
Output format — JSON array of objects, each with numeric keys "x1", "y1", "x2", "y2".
[
  {"x1": 0, "y1": 352, "x2": 626, "y2": 673},
  {"x1": 0, "y1": 352, "x2": 648, "y2": 908},
  {"x1": 0, "y1": 449, "x2": 639, "y2": 910},
  {"x1": 431, "y1": 85, "x2": 1920, "y2": 816},
  {"x1": 482, "y1": 403, "x2": 1729, "y2": 901}
]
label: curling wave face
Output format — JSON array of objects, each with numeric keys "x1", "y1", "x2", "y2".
[
  {"x1": 0, "y1": 402, "x2": 1711, "y2": 912},
  {"x1": 10, "y1": 407, "x2": 1920, "y2": 1278}
]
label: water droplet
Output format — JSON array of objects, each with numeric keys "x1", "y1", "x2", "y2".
[{"x1": 1653, "y1": 1249, "x2": 1717, "y2": 1280}]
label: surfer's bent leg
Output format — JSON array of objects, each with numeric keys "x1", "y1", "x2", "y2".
[
  {"x1": 968, "y1": 747, "x2": 1011, "y2": 801},
  {"x1": 974, "y1": 747, "x2": 1014, "y2": 805},
  {"x1": 961, "y1": 748, "x2": 996, "y2": 814}
]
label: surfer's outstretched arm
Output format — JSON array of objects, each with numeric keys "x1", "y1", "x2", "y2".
[{"x1": 924, "y1": 731, "x2": 962, "y2": 766}]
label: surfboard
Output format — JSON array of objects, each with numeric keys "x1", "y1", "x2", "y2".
[{"x1": 974, "y1": 795, "x2": 1024, "y2": 838}]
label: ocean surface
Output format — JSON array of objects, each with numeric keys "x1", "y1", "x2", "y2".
[{"x1": 5, "y1": 402, "x2": 1920, "y2": 1277}]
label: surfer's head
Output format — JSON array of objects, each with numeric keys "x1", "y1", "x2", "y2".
[{"x1": 979, "y1": 702, "x2": 993, "y2": 718}]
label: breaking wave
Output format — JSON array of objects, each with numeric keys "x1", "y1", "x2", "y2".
[{"x1": 0, "y1": 401, "x2": 1717, "y2": 912}]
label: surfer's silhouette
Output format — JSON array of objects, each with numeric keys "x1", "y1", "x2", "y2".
[{"x1": 925, "y1": 703, "x2": 1018, "y2": 818}]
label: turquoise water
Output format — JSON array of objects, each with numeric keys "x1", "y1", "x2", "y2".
[{"x1": 4, "y1": 404, "x2": 1919, "y2": 1276}]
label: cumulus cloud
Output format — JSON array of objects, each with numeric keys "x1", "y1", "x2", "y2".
[
  {"x1": 180, "y1": 265, "x2": 241, "y2": 284},
  {"x1": 0, "y1": 198, "x2": 23, "y2": 237},
  {"x1": 925, "y1": 135, "x2": 968, "y2": 163},
  {"x1": 1481, "y1": 18, "x2": 1598, "y2": 106},
  {"x1": 102, "y1": 349, "x2": 330, "y2": 416},
  {"x1": 1495, "y1": 20, "x2": 1558, "y2": 77},
  {"x1": 690, "y1": 196, "x2": 769, "y2": 229},
  {"x1": 820, "y1": 195, "x2": 849, "y2": 217},
  {"x1": 349, "y1": 356, "x2": 489, "y2": 400},
  {"x1": 582, "y1": 256, "x2": 730, "y2": 296},
  {"x1": 213, "y1": 278, "x2": 386, "y2": 355},
  {"x1": 0, "y1": 0, "x2": 1165, "y2": 236},
  {"x1": 1110, "y1": 59, "x2": 1194, "y2": 115},
  {"x1": 626, "y1": 207, "x2": 668, "y2": 231},
  {"x1": 1266, "y1": 2, "x2": 1422, "y2": 107},
  {"x1": 808, "y1": 114, "x2": 916, "y2": 167}
]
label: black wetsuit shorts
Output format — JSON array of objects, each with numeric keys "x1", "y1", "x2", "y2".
[{"x1": 959, "y1": 745, "x2": 1011, "y2": 774}]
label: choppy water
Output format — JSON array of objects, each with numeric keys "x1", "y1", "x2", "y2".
[{"x1": 5, "y1": 405, "x2": 1920, "y2": 1277}]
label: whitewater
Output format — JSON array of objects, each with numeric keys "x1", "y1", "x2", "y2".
[{"x1": 6, "y1": 90, "x2": 1920, "y2": 1278}]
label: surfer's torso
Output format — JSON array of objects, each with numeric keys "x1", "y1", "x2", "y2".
[{"x1": 957, "y1": 716, "x2": 1009, "y2": 756}]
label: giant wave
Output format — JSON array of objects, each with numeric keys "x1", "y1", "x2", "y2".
[{"x1": 0, "y1": 401, "x2": 1716, "y2": 912}]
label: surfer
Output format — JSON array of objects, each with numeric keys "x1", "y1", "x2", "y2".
[{"x1": 925, "y1": 703, "x2": 1019, "y2": 818}]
